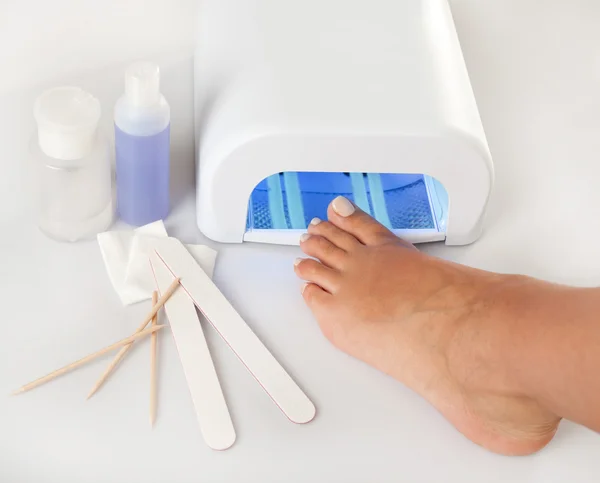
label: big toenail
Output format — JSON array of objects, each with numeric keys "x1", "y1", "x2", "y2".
[
  {"x1": 310, "y1": 217, "x2": 321, "y2": 225},
  {"x1": 300, "y1": 233, "x2": 311, "y2": 242},
  {"x1": 332, "y1": 196, "x2": 355, "y2": 217},
  {"x1": 294, "y1": 258, "x2": 303, "y2": 267}
]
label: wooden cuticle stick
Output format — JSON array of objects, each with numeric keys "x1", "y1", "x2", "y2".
[
  {"x1": 86, "y1": 278, "x2": 180, "y2": 399},
  {"x1": 150, "y1": 290, "x2": 159, "y2": 426},
  {"x1": 12, "y1": 325, "x2": 167, "y2": 395}
]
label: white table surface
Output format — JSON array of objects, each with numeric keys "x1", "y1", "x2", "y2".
[{"x1": 2, "y1": 1, "x2": 600, "y2": 482}]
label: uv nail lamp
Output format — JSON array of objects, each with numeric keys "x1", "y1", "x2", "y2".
[{"x1": 193, "y1": 0, "x2": 493, "y2": 245}]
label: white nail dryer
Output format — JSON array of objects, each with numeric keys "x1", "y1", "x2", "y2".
[{"x1": 193, "y1": 0, "x2": 493, "y2": 246}]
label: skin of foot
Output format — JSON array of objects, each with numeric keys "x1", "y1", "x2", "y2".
[{"x1": 294, "y1": 195, "x2": 562, "y2": 456}]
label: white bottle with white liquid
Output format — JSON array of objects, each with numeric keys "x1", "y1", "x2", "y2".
[{"x1": 31, "y1": 86, "x2": 114, "y2": 241}]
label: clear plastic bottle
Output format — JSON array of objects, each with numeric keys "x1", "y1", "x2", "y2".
[
  {"x1": 31, "y1": 86, "x2": 114, "y2": 242},
  {"x1": 114, "y1": 61, "x2": 170, "y2": 226}
]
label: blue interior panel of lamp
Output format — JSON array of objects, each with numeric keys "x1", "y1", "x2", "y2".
[{"x1": 246, "y1": 172, "x2": 449, "y2": 233}]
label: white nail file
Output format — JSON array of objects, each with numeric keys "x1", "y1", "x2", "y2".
[
  {"x1": 149, "y1": 251, "x2": 236, "y2": 451},
  {"x1": 153, "y1": 238, "x2": 316, "y2": 424}
]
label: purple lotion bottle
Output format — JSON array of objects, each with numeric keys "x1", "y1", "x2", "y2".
[{"x1": 114, "y1": 61, "x2": 170, "y2": 226}]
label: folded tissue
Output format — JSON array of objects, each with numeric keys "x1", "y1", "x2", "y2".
[{"x1": 98, "y1": 220, "x2": 217, "y2": 305}]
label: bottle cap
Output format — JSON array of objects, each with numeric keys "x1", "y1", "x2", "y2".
[
  {"x1": 34, "y1": 86, "x2": 101, "y2": 160},
  {"x1": 125, "y1": 61, "x2": 161, "y2": 107}
]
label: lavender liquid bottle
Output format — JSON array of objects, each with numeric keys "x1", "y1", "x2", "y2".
[{"x1": 114, "y1": 61, "x2": 170, "y2": 226}]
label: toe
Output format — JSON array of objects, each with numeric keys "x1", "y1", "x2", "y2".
[
  {"x1": 300, "y1": 232, "x2": 346, "y2": 269},
  {"x1": 307, "y1": 217, "x2": 360, "y2": 252},
  {"x1": 294, "y1": 258, "x2": 340, "y2": 294},
  {"x1": 327, "y1": 196, "x2": 398, "y2": 246},
  {"x1": 301, "y1": 282, "x2": 331, "y2": 308},
  {"x1": 300, "y1": 283, "x2": 340, "y2": 345}
]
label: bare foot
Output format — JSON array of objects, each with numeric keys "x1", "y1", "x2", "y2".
[{"x1": 294, "y1": 196, "x2": 561, "y2": 456}]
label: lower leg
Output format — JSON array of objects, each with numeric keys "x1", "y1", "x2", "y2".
[{"x1": 492, "y1": 279, "x2": 600, "y2": 433}]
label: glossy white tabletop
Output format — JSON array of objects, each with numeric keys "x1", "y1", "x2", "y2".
[{"x1": 1, "y1": 1, "x2": 600, "y2": 481}]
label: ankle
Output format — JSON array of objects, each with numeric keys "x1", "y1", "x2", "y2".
[
  {"x1": 494, "y1": 279, "x2": 600, "y2": 429},
  {"x1": 445, "y1": 272, "x2": 537, "y2": 398}
]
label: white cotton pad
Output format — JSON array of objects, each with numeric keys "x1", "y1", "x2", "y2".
[
  {"x1": 125, "y1": 235, "x2": 217, "y2": 299},
  {"x1": 97, "y1": 219, "x2": 217, "y2": 305},
  {"x1": 97, "y1": 220, "x2": 169, "y2": 304}
]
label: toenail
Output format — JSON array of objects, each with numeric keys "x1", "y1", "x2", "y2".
[
  {"x1": 300, "y1": 233, "x2": 311, "y2": 243},
  {"x1": 294, "y1": 258, "x2": 303, "y2": 267},
  {"x1": 310, "y1": 217, "x2": 321, "y2": 225},
  {"x1": 301, "y1": 282, "x2": 308, "y2": 294},
  {"x1": 331, "y1": 196, "x2": 355, "y2": 217}
]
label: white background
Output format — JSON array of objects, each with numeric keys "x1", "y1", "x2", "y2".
[{"x1": 1, "y1": 1, "x2": 600, "y2": 482}]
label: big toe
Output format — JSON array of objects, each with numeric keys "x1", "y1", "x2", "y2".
[{"x1": 327, "y1": 196, "x2": 398, "y2": 246}]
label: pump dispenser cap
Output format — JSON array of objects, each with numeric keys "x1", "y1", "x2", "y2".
[
  {"x1": 125, "y1": 61, "x2": 161, "y2": 107},
  {"x1": 34, "y1": 86, "x2": 101, "y2": 161}
]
